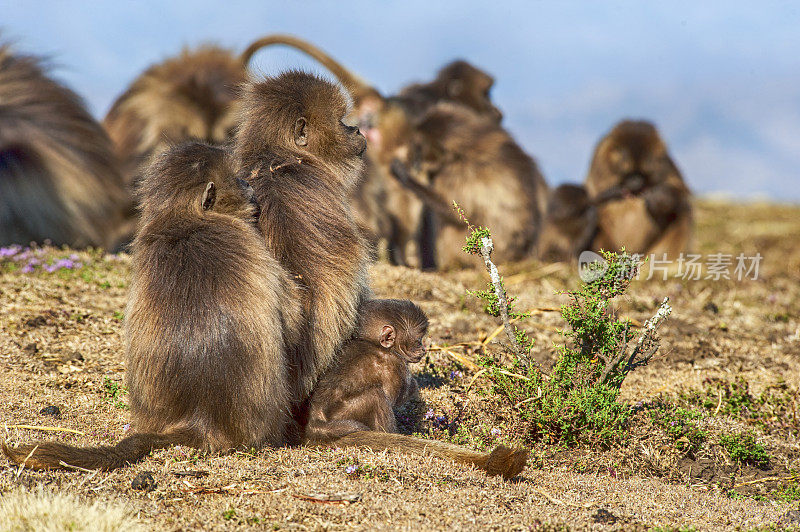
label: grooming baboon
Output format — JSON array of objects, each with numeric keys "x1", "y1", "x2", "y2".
[
  {"x1": 3, "y1": 143, "x2": 301, "y2": 470},
  {"x1": 305, "y1": 298, "x2": 528, "y2": 479},
  {"x1": 235, "y1": 71, "x2": 372, "y2": 404},
  {"x1": 0, "y1": 43, "x2": 127, "y2": 248},
  {"x1": 103, "y1": 45, "x2": 247, "y2": 246},
  {"x1": 241, "y1": 35, "x2": 508, "y2": 265},
  {"x1": 585, "y1": 120, "x2": 692, "y2": 257},
  {"x1": 391, "y1": 102, "x2": 549, "y2": 269}
]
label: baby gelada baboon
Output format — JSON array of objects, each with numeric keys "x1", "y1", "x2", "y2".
[
  {"x1": 304, "y1": 299, "x2": 428, "y2": 441},
  {"x1": 305, "y1": 298, "x2": 528, "y2": 480},
  {"x1": 3, "y1": 142, "x2": 301, "y2": 470},
  {"x1": 235, "y1": 70, "x2": 372, "y2": 406}
]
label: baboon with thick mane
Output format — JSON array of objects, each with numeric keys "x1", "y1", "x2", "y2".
[
  {"x1": 0, "y1": 43, "x2": 127, "y2": 248},
  {"x1": 585, "y1": 120, "x2": 692, "y2": 257},
  {"x1": 3, "y1": 142, "x2": 301, "y2": 470},
  {"x1": 241, "y1": 35, "x2": 510, "y2": 266},
  {"x1": 235, "y1": 70, "x2": 372, "y2": 404}
]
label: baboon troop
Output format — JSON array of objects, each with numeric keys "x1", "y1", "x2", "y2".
[{"x1": 2, "y1": 33, "x2": 693, "y2": 479}]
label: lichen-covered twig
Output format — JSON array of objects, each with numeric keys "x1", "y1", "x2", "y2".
[
  {"x1": 600, "y1": 297, "x2": 672, "y2": 387},
  {"x1": 478, "y1": 236, "x2": 533, "y2": 369}
]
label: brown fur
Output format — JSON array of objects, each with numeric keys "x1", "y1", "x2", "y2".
[
  {"x1": 585, "y1": 120, "x2": 692, "y2": 257},
  {"x1": 536, "y1": 184, "x2": 598, "y2": 263},
  {"x1": 235, "y1": 71, "x2": 372, "y2": 405},
  {"x1": 240, "y1": 36, "x2": 507, "y2": 266},
  {"x1": 398, "y1": 60, "x2": 502, "y2": 122},
  {"x1": 0, "y1": 43, "x2": 127, "y2": 248},
  {"x1": 3, "y1": 143, "x2": 300, "y2": 470},
  {"x1": 305, "y1": 299, "x2": 527, "y2": 479},
  {"x1": 103, "y1": 45, "x2": 247, "y2": 248},
  {"x1": 398, "y1": 103, "x2": 549, "y2": 269},
  {"x1": 304, "y1": 299, "x2": 428, "y2": 442}
]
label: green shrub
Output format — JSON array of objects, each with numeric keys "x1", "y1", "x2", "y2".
[
  {"x1": 457, "y1": 206, "x2": 671, "y2": 447},
  {"x1": 719, "y1": 432, "x2": 769, "y2": 468}
]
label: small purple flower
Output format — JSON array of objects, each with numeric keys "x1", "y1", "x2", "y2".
[
  {"x1": 345, "y1": 465, "x2": 358, "y2": 474},
  {"x1": 424, "y1": 408, "x2": 435, "y2": 420},
  {"x1": 54, "y1": 258, "x2": 75, "y2": 269},
  {"x1": 15, "y1": 249, "x2": 32, "y2": 262},
  {"x1": 69, "y1": 254, "x2": 79, "y2": 261},
  {"x1": 670, "y1": 421, "x2": 676, "y2": 426},
  {"x1": 44, "y1": 264, "x2": 58, "y2": 273},
  {"x1": 449, "y1": 370, "x2": 462, "y2": 380},
  {"x1": 122, "y1": 423, "x2": 131, "y2": 432},
  {"x1": 0, "y1": 245, "x2": 21, "y2": 258},
  {"x1": 435, "y1": 415, "x2": 447, "y2": 425},
  {"x1": 21, "y1": 263, "x2": 36, "y2": 273},
  {"x1": 490, "y1": 427, "x2": 502, "y2": 437}
]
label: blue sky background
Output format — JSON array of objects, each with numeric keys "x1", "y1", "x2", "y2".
[{"x1": 3, "y1": 1, "x2": 799, "y2": 201}]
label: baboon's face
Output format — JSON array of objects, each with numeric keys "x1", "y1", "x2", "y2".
[{"x1": 595, "y1": 121, "x2": 670, "y2": 197}]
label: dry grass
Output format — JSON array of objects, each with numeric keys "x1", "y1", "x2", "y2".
[{"x1": 1, "y1": 199, "x2": 799, "y2": 530}]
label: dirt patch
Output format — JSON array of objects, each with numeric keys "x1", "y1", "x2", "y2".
[{"x1": 2, "y1": 200, "x2": 799, "y2": 530}]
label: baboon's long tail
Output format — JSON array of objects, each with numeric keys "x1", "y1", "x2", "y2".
[
  {"x1": 240, "y1": 34, "x2": 379, "y2": 101},
  {"x1": 330, "y1": 431, "x2": 528, "y2": 479},
  {"x1": 2, "y1": 431, "x2": 189, "y2": 471}
]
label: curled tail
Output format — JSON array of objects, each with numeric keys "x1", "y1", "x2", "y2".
[
  {"x1": 2, "y1": 431, "x2": 189, "y2": 471},
  {"x1": 329, "y1": 431, "x2": 528, "y2": 479},
  {"x1": 240, "y1": 34, "x2": 380, "y2": 103}
]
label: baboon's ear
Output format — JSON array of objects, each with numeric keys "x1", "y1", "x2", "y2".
[
  {"x1": 380, "y1": 325, "x2": 396, "y2": 349},
  {"x1": 201, "y1": 182, "x2": 216, "y2": 211},
  {"x1": 294, "y1": 117, "x2": 308, "y2": 147}
]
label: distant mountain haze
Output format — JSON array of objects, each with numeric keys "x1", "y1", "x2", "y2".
[{"x1": 3, "y1": 0, "x2": 798, "y2": 200}]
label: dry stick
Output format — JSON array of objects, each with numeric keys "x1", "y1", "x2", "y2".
[
  {"x1": 479, "y1": 236, "x2": 536, "y2": 370},
  {"x1": 5, "y1": 424, "x2": 86, "y2": 436}
]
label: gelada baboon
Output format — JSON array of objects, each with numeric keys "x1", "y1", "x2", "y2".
[
  {"x1": 0, "y1": 43, "x2": 127, "y2": 248},
  {"x1": 392, "y1": 102, "x2": 549, "y2": 269},
  {"x1": 585, "y1": 120, "x2": 692, "y2": 257},
  {"x1": 536, "y1": 184, "x2": 598, "y2": 263},
  {"x1": 3, "y1": 143, "x2": 301, "y2": 470},
  {"x1": 241, "y1": 35, "x2": 505, "y2": 265},
  {"x1": 305, "y1": 299, "x2": 527, "y2": 479},
  {"x1": 235, "y1": 71, "x2": 371, "y2": 404}
]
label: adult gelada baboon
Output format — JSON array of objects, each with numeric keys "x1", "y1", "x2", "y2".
[
  {"x1": 305, "y1": 298, "x2": 528, "y2": 479},
  {"x1": 584, "y1": 120, "x2": 692, "y2": 258},
  {"x1": 3, "y1": 143, "x2": 301, "y2": 470},
  {"x1": 241, "y1": 35, "x2": 509, "y2": 266},
  {"x1": 0, "y1": 43, "x2": 127, "y2": 248},
  {"x1": 391, "y1": 102, "x2": 549, "y2": 269},
  {"x1": 235, "y1": 71, "x2": 372, "y2": 404}
]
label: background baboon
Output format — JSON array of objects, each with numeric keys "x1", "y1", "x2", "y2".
[
  {"x1": 397, "y1": 59, "x2": 503, "y2": 123},
  {"x1": 536, "y1": 184, "x2": 598, "y2": 263},
  {"x1": 305, "y1": 298, "x2": 528, "y2": 479},
  {"x1": 103, "y1": 45, "x2": 247, "y2": 247},
  {"x1": 235, "y1": 71, "x2": 371, "y2": 405},
  {"x1": 3, "y1": 143, "x2": 300, "y2": 470},
  {"x1": 585, "y1": 120, "x2": 692, "y2": 257},
  {"x1": 0, "y1": 43, "x2": 127, "y2": 248},
  {"x1": 395, "y1": 102, "x2": 549, "y2": 269},
  {"x1": 242, "y1": 35, "x2": 509, "y2": 266}
]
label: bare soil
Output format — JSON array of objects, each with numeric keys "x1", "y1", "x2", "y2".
[{"x1": 1, "y1": 200, "x2": 799, "y2": 531}]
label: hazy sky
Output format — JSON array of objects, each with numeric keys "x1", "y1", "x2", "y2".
[{"x1": 3, "y1": 1, "x2": 799, "y2": 200}]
